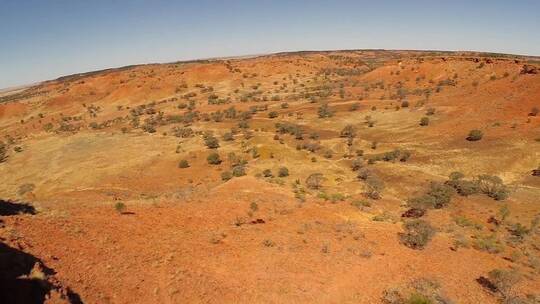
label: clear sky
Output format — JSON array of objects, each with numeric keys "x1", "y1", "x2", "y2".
[{"x1": 1, "y1": 0, "x2": 539, "y2": 89}]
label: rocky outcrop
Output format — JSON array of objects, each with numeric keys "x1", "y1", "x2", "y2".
[{"x1": 520, "y1": 64, "x2": 538, "y2": 74}]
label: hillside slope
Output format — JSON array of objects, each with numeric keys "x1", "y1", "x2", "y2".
[{"x1": 0, "y1": 50, "x2": 539, "y2": 303}]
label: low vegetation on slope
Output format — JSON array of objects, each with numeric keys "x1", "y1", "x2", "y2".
[{"x1": 0, "y1": 50, "x2": 539, "y2": 303}]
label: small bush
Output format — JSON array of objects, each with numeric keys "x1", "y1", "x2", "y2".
[
  {"x1": 0, "y1": 141, "x2": 7, "y2": 162},
  {"x1": 232, "y1": 165, "x2": 246, "y2": 177},
  {"x1": 408, "y1": 182, "x2": 453, "y2": 209},
  {"x1": 114, "y1": 202, "x2": 126, "y2": 214},
  {"x1": 399, "y1": 219, "x2": 436, "y2": 249},
  {"x1": 221, "y1": 171, "x2": 232, "y2": 181},
  {"x1": 340, "y1": 125, "x2": 356, "y2": 138},
  {"x1": 318, "y1": 103, "x2": 334, "y2": 118},
  {"x1": 401, "y1": 100, "x2": 409, "y2": 108},
  {"x1": 426, "y1": 108, "x2": 436, "y2": 116},
  {"x1": 207, "y1": 152, "x2": 222, "y2": 165},
  {"x1": 262, "y1": 169, "x2": 273, "y2": 177},
  {"x1": 323, "y1": 150, "x2": 333, "y2": 159},
  {"x1": 448, "y1": 179, "x2": 479, "y2": 196},
  {"x1": 529, "y1": 107, "x2": 539, "y2": 116},
  {"x1": 351, "y1": 157, "x2": 364, "y2": 171},
  {"x1": 486, "y1": 269, "x2": 521, "y2": 299},
  {"x1": 222, "y1": 132, "x2": 234, "y2": 141},
  {"x1": 204, "y1": 135, "x2": 220, "y2": 149},
  {"x1": 467, "y1": 129, "x2": 483, "y2": 141},
  {"x1": 278, "y1": 167, "x2": 289, "y2": 177},
  {"x1": 365, "y1": 176, "x2": 385, "y2": 199},
  {"x1": 357, "y1": 168, "x2": 372, "y2": 180},
  {"x1": 448, "y1": 171, "x2": 465, "y2": 181},
  {"x1": 476, "y1": 175, "x2": 509, "y2": 200},
  {"x1": 399, "y1": 151, "x2": 411, "y2": 162},
  {"x1": 306, "y1": 173, "x2": 324, "y2": 189},
  {"x1": 17, "y1": 183, "x2": 35, "y2": 196},
  {"x1": 178, "y1": 159, "x2": 190, "y2": 168},
  {"x1": 473, "y1": 234, "x2": 504, "y2": 253},
  {"x1": 268, "y1": 111, "x2": 278, "y2": 118},
  {"x1": 419, "y1": 117, "x2": 429, "y2": 126}
]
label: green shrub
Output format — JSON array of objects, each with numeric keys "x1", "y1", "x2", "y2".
[
  {"x1": 408, "y1": 182, "x2": 453, "y2": 209},
  {"x1": 17, "y1": 183, "x2": 35, "y2": 196},
  {"x1": 278, "y1": 167, "x2": 289, "y2": 177},
  {"x1": 204, "y1": 135, "x2": 220, "y2": 148},
  {"x1": 340, "y1": 125, "x2": 356, "y2": 138},
  {"x1": 0, "y1": 141, "x2": 6, "y2": 162},
  {"x1": 473, "y1": 234, "x2": 503, "y2": 253},
  {"x1": 476, "y1": 175, "x2": 509, "y2": 200},
  {"x1": 448, "y1": 179, "x2": 479, "y2": 196},
  {"x1": 406, "y1": 293, "x2": 432, "y2": 304},
  {"x1": 232, "y1": 165, "x2": 246, "y2": 177},
  {"x1": 318, "y1": 103, "x2": 334, "y2": 118},
  {"x1": 324, "y1": 150, "x2": 333, "y2": 159},
  {"x1": 114, "y1": 202, "x2": 126, "y2": 214},
  {"x1": 352, "y1": 200, "x2": 371, "y2": 209},
  {"x1": 508, "y1": 223, "x2": 530, "y2": 240},
  {"x1": 351, "y1": 157, "x2": 364, "y2": 171},
  {"x1": 467, "y1": 129, "x2": 483, "y2": 141},
  {"x1": 306, "y1": 173, "x2": 324, "y2": 189},
  {"x1": 382, "y1": 149, "x2": 401, "y2": 162},
  {"x1": 487, "y1": 269, "x2": 520, "y2": 297},
  {"x1": 222, "y1": 132, "x2": 234, "y2": 141},
  {"x1": 399, "y1": 151, "x2": 411, "y2": 162},
  {"x1": 178, "y1": 159, "x2": 190, "y2": 168},
  {"x1": 357, "y1": 168, "x2": 372, "y2": 180},
  {"x1": 221, "y1": 171, "x2": 232, "y2": 181},
  {"x1": 365, "y1": 176, "x2": 385, "y2": 199},
  {"x1": 262, "y1": 169, "x2": 273, "y2": 177},
  {"x1": 448, "y1": 171, "x2": 465, "y2": 181},
  {"x1": 207, "y1": 152, "x2": 222, "y2": 165},
  {"x1": 399, "y1": 219, "x2": 436, "y2": 249}
]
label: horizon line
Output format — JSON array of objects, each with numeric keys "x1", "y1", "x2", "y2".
[{"x1": 2, "y1": 47, "x2": 539, "y2": 91}]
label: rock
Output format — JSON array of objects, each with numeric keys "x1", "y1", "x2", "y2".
[
  {"x1": 520, "y1": 64, "x2": 538, "y2": 74},
  {"x1": 532, "y1": 169, "x2": 540, "y2": 176}
]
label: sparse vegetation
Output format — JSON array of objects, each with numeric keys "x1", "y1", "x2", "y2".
[
  {"x1": 306, "y1": 173, "x2": 324, "y2": 189},
  {"x1": 204, "y1": 135, "x2": 220, "y2": 149},
  {"x1": 278, "y1": 167, "x2": 289, "y2": 177},
  {"x1": 114, "y1": 202, "x2": 126, "y2": 214},
  {"x1": 466, "y1": 129, "x2": 483, "y2": 141},
  {"x1": 399, "y1": 219, "x2": 436, "y2": 249},
  {"x1": 178, "y1": 159, "x2": 190, "y2": 168},
  {"x1": 207, "y1": 152, "x2": 222, "y2": 165},
  {"x1": 408, "y1": 182, "x2": 453, "y2": 209}
]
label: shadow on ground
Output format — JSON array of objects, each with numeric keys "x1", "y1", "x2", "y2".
[
  {"x1": 0, "y1": 199, "x2": 36, "y2": 216},
  {"x1": 0, "y1": 199, "x2": 83, "y2": 304}
]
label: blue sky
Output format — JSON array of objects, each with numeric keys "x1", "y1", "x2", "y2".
[{"x1": 1, "y1": 0, "x2": 539, "y2": 89}]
